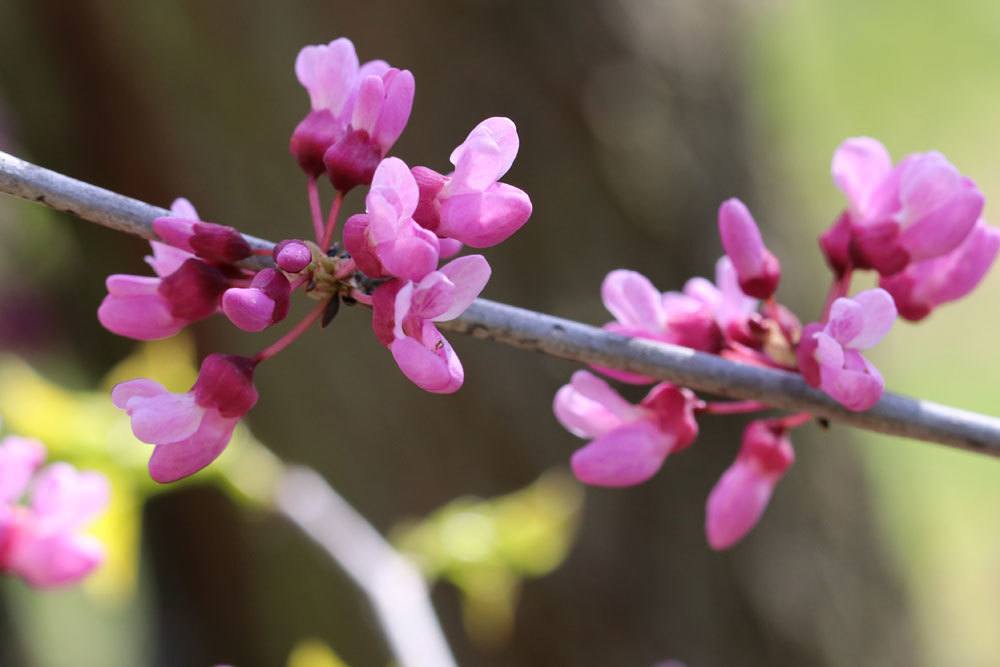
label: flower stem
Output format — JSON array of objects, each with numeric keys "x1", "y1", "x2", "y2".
[
  {"x1": 699, "y1": 400, "x2": 772, "y2": 416},
  {"x1": 254, "y1": 300, "x2": 328, "y2": 363},
  {"x1": 821, "y1": 269, "x2": 853, "y2": 321},
  {"x1": 321, "y1": 190, "x2": 345, "y2": 251},
  {"x1": 777, "y1": 411, "x2": 814, "y2": 431},
  {"x1": 307, "y1": 176, "x2": 324, "y2": 245}
]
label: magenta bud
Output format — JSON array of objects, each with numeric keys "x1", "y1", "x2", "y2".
[
  {"x1": 290, "y1": 109, "x2": 341, "y2": 177},
  {"x1": 221, "y1": 269, "x2": 290, "y2": 332},
  {"x1": 273, "y1": 240, "x2": 312, "y2": 273},
  {"x1": 323, "y1": 129, "x2": 382, "y2": 193},
  {"x1": 192, "y1": 354, "x2": 258, "y2": 418},
  {"x1": 190, "y1": 222, "x2": 252, "y2": 263},
  {"x1": 717, "y1": 198, "x2": 780, "y2": 300},
  {"x1": 152, "y1": 217, "x2": 197, "y2": 252},
  {"x1": 157, "y1": 259, "x2": 228, "y2": 321}
]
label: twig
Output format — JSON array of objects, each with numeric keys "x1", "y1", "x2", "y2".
[
  {"x1": 274, "y1": 465, "x2": 457, "y2": 667},
  {"x1": 2, "y1": 149, "x2": 1000, "y2": 456}
]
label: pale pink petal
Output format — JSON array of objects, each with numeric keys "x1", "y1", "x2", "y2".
[
  {"x1": 570, "y1": 420, "x2": 672, "y2": 487},
  {"x1": 119, "y1": 390, "x2": 204, "y2": 445},
  {"x1": 392, "y1": 281, "x2": 415, "y2": 340},
  {"x1": 917, "y1": 221, "x2": 1000, "y2": 305},
  {"x1": 718, "y1": 198, "x2": 766, "y2": 277},
  {"x1": 295, "y1": 39, "x2": 359, "y2": 115},
  {"x1": 824, "y1": 297, "x2": 864, "y2": 346},
  {"x1": 410, "y1": 271, "x2": 454, "y2": 320},
  {"x1": 434, "y1": 255, "x2": 491, "y2": 321},
  {"x1": 705, "y1": 460, "x2": 775, "y2": 550},
  {"x1": 7, "y1": 531, "x2": 104, "y2": 588},
  {"x1": 377, "y1": 224, "x2": 440, "y2": 282},
  {"x1": 147, "y1": 410, "x2": 239, "y2": 484},
  {"x1": 553, "y1": 370, "x2": 639, "y2": 438},
  {"x1": 601, "y1": 270, "x2": 666, "y2": 331},
  {"x1": 30, "y1": 464, "x2": 109, "y2": 530},
  {"x1": 351, "y1": 74, "x2": 385, "y2": 134},
  {"x1": 449, "y1": 117, "x2": 519, "y2": 180},
  {"x1": 389, "y1": 323, "x2": 464, "y2": 394},
  {"x1": 845, "y1": 288, "x2": 897, "y2": 349},
  {"x1": 831, "y1": 137, "x2": 893, "y2": 217},
  {"x1": 370, "y1": 157, "x2": 419, "y2": 217},
  {"x1": 436, "y1": 184, "x2": 532, "y2": 248},
  {"x1": 111, "y1": 378, "x2": 167, "y2": 408},
  {"x1": 819, "y1": 350, "x2": 884, "y2": 411},
  {"x1": 371, "y1": 69, "x2": 415, "y2": 150},
  {"x1": 812, "y1": 331, "x2": 844, "y2": 369},
  {"x1": 0, "y1": 437, "x2": 46, "y2": 504},
  {"x1": 169, "y1": 197, "x2": 199, "y2": 221},
  {"x1": 898, "y1": 186, "x2": 984, "y2": 261},
  {"x1": 145, "y1": 241, "x2": 193, "y2": 277},
  {"x1": 98, "y1": 284, "x2": 183, "y2": 342}
]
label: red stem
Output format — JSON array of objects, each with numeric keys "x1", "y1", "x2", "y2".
[
  {"x1": 699, "y1": 400, "x2": 772, "y2": 416},
  {"x1": 307, "y1": 176, "x2": 324, "y2": 244},
  {"x1": 321, "y1": 190, "x2": 345, "y2": 251},
  {"x1": 777, "y1": 412, "x2": 814, "y2": 431},
  {"x1": 254, "y1": 300, "x2": 327, "y2": 363},
  {"x1": 821, "y1": 269, "x2": 853, "y2": 321}
]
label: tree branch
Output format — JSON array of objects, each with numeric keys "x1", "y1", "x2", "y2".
[{"x1": 2, "y1": 149, "x2": 1000, "y2": 456}]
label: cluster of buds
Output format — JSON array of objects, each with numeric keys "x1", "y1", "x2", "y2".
[
  {"x1": 555, "y1": 138, "x2": 997, "y2": 549},
  {"x1": 0, "y1": 436, "x2": 108, "y2": 587},
  {"x1": 99, "y1": 37, "x2": 532, "y2": 483}
]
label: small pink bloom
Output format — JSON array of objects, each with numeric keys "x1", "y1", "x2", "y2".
[
  {"x1": 112, "y1": 354, "x2": 258, "y2": 483},
  {"x1": 797, "y1": 288, "x2": 896, "y2": 411},
  {"x1": 222, "y1": 268, "x2": 291, "y2": 332},
  {"x1": 705, "y1": 419, "x2": 794, "y2": 550},
  {"x1": 412, "y1": 117, "x2": 532, "y2": 248},
  {"x1": 553, "y1": 371, "x2": 699, "y2": 487},
  {"x1": 0, "y1": 438, "x2": 109, "y2": 588},
  {"x1": 717, "y1": 198, "x2": 780, "y2": 299},
  {"x1": 880, "y1": 219, "x2": 1000, "y2": 321},
  {"x1": 827, "y1": 137, "x2": 984, "y2": 276},
  {"x1": 273, "y1": 239, "x2": 313, "y2": 273},
  {"x1": 371, "y1": 255, "x2": 491, "y2": 393},
  {"x1": 682, "y1": 257, "x2": 759, "y2": 346},
  {"x1": 98, "y1": 274, "x2": 187, "y2": 341},
  {"x1": 343, "y1": 158, "x2": 440, "y2": 281}
]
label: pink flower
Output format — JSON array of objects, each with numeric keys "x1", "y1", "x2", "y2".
[
  {"x1": 717, "y1": 198, "x2": 780, "y2": 299},
  {"x1": 152, "y1": 217, "x2": 251, "y2": 265},
  {"x1": 112, "y1": 354, "x2": 258, "y2": 483},
  {"x1": 705, "y1": 419, "x2": 793, "y2": 550},
  {"x1": 222, "y1": 268, "x2": 291, "y2": 332},
  {"x1": 826, "y1": 137, "x2": 984, "y2": 276},
  {"x1": 680, "y1": 257, "x2": 759, "y2": 346},
  {"x1": 0, "y1": 437, "x2": 109, "y2": 588},
  {"x1": 412, "y1": 117, "x2": 532, "y2": 248},
  {"x1": 797, "y1": 288, "x2": 896, "y2": 411},
  {"x1": 371, "y1": 255, "x2": 491, "y2": 394},
  {"x1": 879, "y1": 219, "x2": 1000, "y2": 321},
  {"x1": 343, "y1": 157, "x2": 440, "y2": 281},
  {"x1": 288, "y1": 38, "x2": 415, "y2": 190},
  {"x1": 273, "y1": 239, "x2": 313, "y2": 273},
  {"x1": 553, "y1": 371, "x2": 699, "y2": 487}
]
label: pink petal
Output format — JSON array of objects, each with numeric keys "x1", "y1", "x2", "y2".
[
  {"x1": 705, "y1": 460, "x2": 776, "y2": 550},
  {"x1": 409, "y1": 271, "x2": 454, "y2": 320},
  {"x1": 831, "y1": 137, "x2": 893, "y2": 218},
  {"x1": 169, "y1": 197, "x2": 199, "y2": 221},
  {"x1": 222, "y1": 287, "x2": 276, "y2": 332},
  {"x1": 372, "y1": 69, "x2": 415, "y2": 150},
  {"x1": 824, "y1": 297, "x2": 864, "y2": 346},
  {"x1": 370, "y1": 157, "x2": 419, "y2": 219},
  {"x1": 389, "y1": 323, "x2": 464, "y2": 394},
  {"x1": 718, "y1": 198, "x2": 766, "y2": 277},
  {"x1": 7, "y1": 530, "x2": 105, "y2": 588},
  {"x1": 553, "y1": 370, "x2": 640, "y2": 438},
  {"x1": 351, "y1": 74, "x2": 385, "y2": 134},
  {"x1": 30, "y1": 463, "x2": 109, "y2": 531},
  {"x1": 377, "y1": 224, "x2": 440, "y2": 282},
  {"x1": 436, "y1": 183, "x2": 532, "y2": 248},
  {"x1": 601, "y1": 270, "x2": 666, "y2": 332},
  {"x1": 111, "y1": 378, "x2": 167, "y2": 409},
  {"x1": 118, "y1": 389, "x2": 204, "y2": 446},
  {"x1": 0, "y1": 436, "x2": 46, "y2": 504},
  {"x1": 812, "y1": 331, "x2": 844, "y2": 369},
  {"x1": 295, "y1": 38, "x2": 359, "y2": 116},
  {"x1": 845, "y1": 288, "x2": 897, "y2": 349},
  {"x1": 147, "y1": 410, "x2": 239, "y2": 483},
  {"x1": 916, "y1": 221, "x2": 1000, "y2": 306},
  {"x1": 145, "y1": 241, "x2": 193, "y2": 277},
  {"x1": 98, "y1": 279, "x2": 184, "y2": 341},
  {"x1": 449, "y1": 117, "x2": 519, "y2": 180},
  {"x1": 819, "y1": 350, "x2": 884, "y2": 411},
  {"x1": 435, "y1": 255, "x2": 491, "y2": 321},
  {"x1": 898, "y1": 186, "x2": 984, "y2": 261},
  {"x1": 570, "y1": 420, "x2": 672, "y2": 487}
]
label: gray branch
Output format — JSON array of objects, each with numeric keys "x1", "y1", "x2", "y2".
[{"x1": 3, "y1": 149, "x2": 1000, "y2": 456}]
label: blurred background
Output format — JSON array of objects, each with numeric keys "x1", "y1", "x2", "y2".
[{"x1": 1, "y1": 0, "x2": 999, "y2": 665}]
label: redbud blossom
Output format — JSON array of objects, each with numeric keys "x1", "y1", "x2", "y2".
[
  {"x1": 717, "y1": 198, "x2": 780, "y2": 299},
  {"x1": 827, "y1": 137, "x2": 984, "y2": 276},
  {"x1": 222, "y1": 268, "x2": 291, "y2": 332},
  {"x1": 0, "y1": 437, "x2": 109, "y2": 588},
  {"x1": 113, "y1": 354, "x2": 258, "y2": 483},
  {"x1": 152, "y1": 217, "x2": 252, "y2": 264},
  {"x1": 343, "y1": 157, "x2": 440, "y2": 281},
  {"x1": 680, "y1": 257, "x2": 759, "y2": 346},
  {"x1": 289, "y1": 38, "x2": 414, "y2": 190},
  {"x1": 797, "y1": 288, "x2": 896, "y2": 411},
  {"x1": 553, "y1": 371, "x2": 699, "y2": 487},
  {"x1": 371, "y1": 255, "x2": 491, "y2": 394},
  {"x1": 412, "y1": 117, "x2": 533, "y2": 248},
  {"x1": 879, "y1": 219, "x2": 1000, "y2": 321},
  {"x1": 705, "y1": 420, "x2": 794, "y2": 550}
]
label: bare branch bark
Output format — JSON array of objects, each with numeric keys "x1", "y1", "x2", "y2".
[{"x1": 2, "y1": 149, "x2": 1000, "y2": 456}]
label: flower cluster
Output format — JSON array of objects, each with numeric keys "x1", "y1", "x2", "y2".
[
  {"x1": 555, "y1": 138, "x2": 997, "y2": 549},
  {"x1": 98, "y1": 37, "x2": 531, "y2": 483},
  {"x1": 0, "y1": 436, "x2": 109, "y2": 587}
]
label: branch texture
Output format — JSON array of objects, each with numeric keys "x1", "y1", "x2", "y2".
[{"x1": 3, "y1": 150, "x2": 1000, "y2": 456}]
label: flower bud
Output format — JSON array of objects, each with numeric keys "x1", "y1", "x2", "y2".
[{"x1": 273, "y1": 239, "x2": 312, "y2": 273}]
